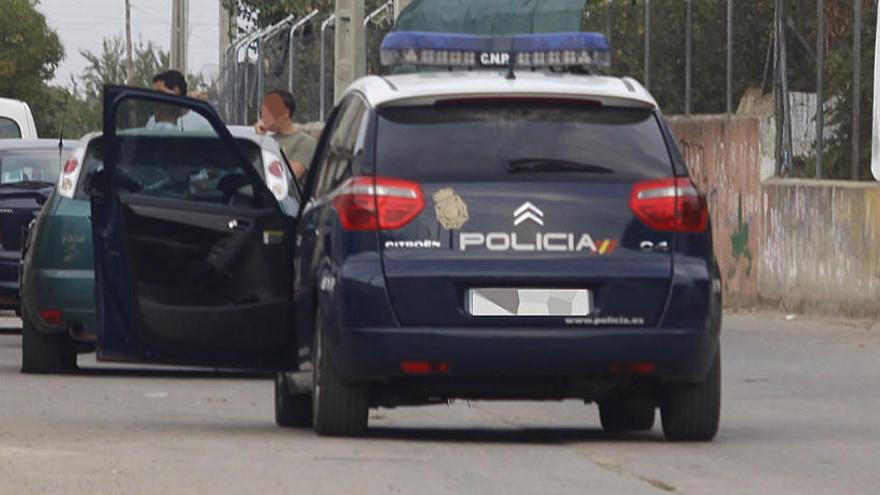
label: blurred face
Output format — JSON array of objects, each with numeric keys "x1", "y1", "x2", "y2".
[
  {"x1": 153, "y1": 80, "x2": 182, "y2": 96},
  {"x1": 260, "y1": 93, "x2": 291, "y2": 133},
  {"x1": 152, "y1": 80, "x2": 184, "y2": 123}
]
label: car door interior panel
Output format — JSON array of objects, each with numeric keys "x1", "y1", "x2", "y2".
[{"x1": 93, "y1": 89, "x2": 298, "y2": 366}]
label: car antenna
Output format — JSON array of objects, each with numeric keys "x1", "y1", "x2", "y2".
[
  {"x1": 57, "y1": 93, "x2": 69, "y2": 153},
  {"x1": 506, "y1": 53, "x2": 516, "y2": 80},
  {"x1": 505, "y1": 38, "x2": 516, "y2": 80}
]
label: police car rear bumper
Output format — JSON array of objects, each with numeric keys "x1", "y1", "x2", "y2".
[{"x1": 330, "y1": 324, "x2": 719, "y2": 386}]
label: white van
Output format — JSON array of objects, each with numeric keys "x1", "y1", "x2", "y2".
[{"x1": 0, "y1": 97, "x2": 38, "y2": 139}]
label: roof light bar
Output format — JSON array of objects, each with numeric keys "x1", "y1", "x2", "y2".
[{"x1": 380, "y1": 31, "x2": 611, "y2": 70}]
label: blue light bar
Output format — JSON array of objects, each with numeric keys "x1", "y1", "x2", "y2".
[{"x1": 380, "y1": 31, "x2": 611, "y2": 69}]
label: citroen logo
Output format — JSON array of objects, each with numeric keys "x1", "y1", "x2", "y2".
[{"x1": 513, "y1": 202, "x2": 544, "y2": 226}]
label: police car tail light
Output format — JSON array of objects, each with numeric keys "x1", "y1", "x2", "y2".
[
  {"x1": 333, "y1": 176, "x2": 425, "y2": 231},
  {"x1": 630, "y1": 178, "x2": 708, "y2": 233}
]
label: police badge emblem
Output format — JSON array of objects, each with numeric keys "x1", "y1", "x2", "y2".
[{"x1": 433, "y1": 188, "x2": 469, "y2": 230}]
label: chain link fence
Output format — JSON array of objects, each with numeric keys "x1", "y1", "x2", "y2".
[
  {"x1": 583, "y1": 0, "x2": 876, "y2": 180},
  {"x1": 215, "y1": 2, "x2": 393, "y2": 127},
  {"x1": 214, "y1": 0, "x2": 874, "y2": 180}
]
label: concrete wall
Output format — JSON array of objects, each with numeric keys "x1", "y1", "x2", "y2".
[
  {"x1": 668, "y1": 116, "x2": 763, "y2": 305},
  {"x1": 759, "y1": 180, "x2": 880, "y2": 318}
]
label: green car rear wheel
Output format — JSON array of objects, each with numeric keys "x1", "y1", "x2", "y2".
[{"x1": 20, "y1": 316, "x2": 77, "y2": 374}]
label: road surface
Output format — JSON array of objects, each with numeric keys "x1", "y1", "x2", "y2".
[{"x1": 1, "y1": 313, "x2": 878, "y2": 494}]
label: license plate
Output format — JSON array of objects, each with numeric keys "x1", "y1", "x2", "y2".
[{"x1": 467, "y1": 288, "x2": 591, "y2": 317}]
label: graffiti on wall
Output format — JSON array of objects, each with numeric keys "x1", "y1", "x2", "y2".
[{"x1": 669, "y1": 116, "x2": 763, "y2": 304}]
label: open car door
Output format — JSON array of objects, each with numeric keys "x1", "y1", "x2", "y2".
[{"x1": 89, "y1": 86, "x2": 297, "y2": 369}]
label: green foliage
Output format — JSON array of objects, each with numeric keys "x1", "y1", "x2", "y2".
[
  {"x1": 0, "y1": 0, "x2": 64, "y2": 137},
  {"x1": 585, "y1": 0, "x2": 875, "y2": 180},
  {"x1": 583, "y1": 0, "x2": 775, "y2": 115},
  {"x1": 822, "y1": 0, "x2": 876, "y2": 180}
]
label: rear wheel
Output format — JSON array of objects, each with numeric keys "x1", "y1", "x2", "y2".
[
  {"x1": 598, "y1": 400, "x2": 655, "y2": 432},
  {"x1": 661, "y1": 350, "x2": 721, "y2": 441},
  {"x1": 311, "y1": 313, "x2": 369, "y2": 437},
  {"x1": 20, "y1": 315, "x2": 77, "y2": 374},
  {"x1": 274, "y1": 372, "x2": 312, "y2": 427}
]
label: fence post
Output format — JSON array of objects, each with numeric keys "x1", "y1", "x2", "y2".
[
  {"x1": 816, "y1": 0, "x2": 825, "y2": 178},
  {"x1": 606, "y1": 0, "x2": 613, "y2": 67},
  {"x1": 685, "y1": 0, "x2": 692, "y2": 115},
  {"x1": 726, "y1": 0, "x2": 733, "y2": 114},
  {"x1": 644, "y1": 0, "x2": 651, "y2": 90},
  {"x1": 852, "y1": 0, "x2": 862, "y2": 180},
  {"x1": 320, "y1": 15, "x2": 336, "y2": 122}
]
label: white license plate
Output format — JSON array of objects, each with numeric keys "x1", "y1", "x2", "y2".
[{"x1": 467, "y1": 288, "x2": 591, "y2": 317}]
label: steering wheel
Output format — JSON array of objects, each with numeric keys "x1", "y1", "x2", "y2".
[{"x1": 217, "y1": 173, "x2": 251, "y2": 205}]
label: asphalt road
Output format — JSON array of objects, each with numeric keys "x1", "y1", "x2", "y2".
[{"x1": 1, "y1": 312, "x2": 878, "y2": 495}]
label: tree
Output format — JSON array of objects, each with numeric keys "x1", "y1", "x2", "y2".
[{"x1": 0, "y1": 0, "x2": 64, "y2": 137}]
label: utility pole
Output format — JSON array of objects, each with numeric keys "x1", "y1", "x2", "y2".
[
  {"x1": 852, "y1": 0, "x2": 862, "y2": 180},
  {"x1": 125, "y1": 0, "x2": 134, "y2": 85},
  {"x1": 171, "y1": 0, "x2": 188, "y2": 73},
  {"x1": 816, "y1": 0, "x2": 825, "y2": 178},
  {"x1": 219, "y1": 1, "x2": 233, "y2": 69},
  {"x1": 335, "y1": 0, "x2": 365, "y2": 102},
  {"x1": 393, "y1": 0, "x2": 414, "y2": 19}
]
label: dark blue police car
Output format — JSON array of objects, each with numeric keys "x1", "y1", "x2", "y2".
[{"x1": 89, "y1": 32, "x2": 721, "y2": 441}]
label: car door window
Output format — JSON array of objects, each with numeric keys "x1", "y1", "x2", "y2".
[
  {"x1": 313, "y1": 97, "x2": 367, "y2": 198},
  {"x1": 0, "y1": 117, "x2": 22, "y2": 139},
  {"x1": 113, "y1": 98, "x2": 269, "y2": 209}
]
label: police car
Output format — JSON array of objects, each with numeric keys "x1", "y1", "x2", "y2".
[{"x1": 90, "y1": 32, "x2": 721, "y2": 441}]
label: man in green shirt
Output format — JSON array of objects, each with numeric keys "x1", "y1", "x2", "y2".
[{"x1": 255, "y1": 90, "x2": 317, "y2": 180}]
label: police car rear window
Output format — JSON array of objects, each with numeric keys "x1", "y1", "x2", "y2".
[{"x1": 376, "y1": 102, "x2": 674, "y2": 182}]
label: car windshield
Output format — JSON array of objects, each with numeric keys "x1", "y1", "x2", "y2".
[{"x1": 0, "y1": 149, "x2": 64, "y2": 185}]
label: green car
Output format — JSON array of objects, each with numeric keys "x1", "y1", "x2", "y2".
[{"x1": 19, "y1": 127, "x2": 300, "y2": 373}]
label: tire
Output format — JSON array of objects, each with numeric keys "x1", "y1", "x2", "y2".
[
  {"x1": 661, "y1": 349, "x2": 721, "y2": 442},
  {"x1": 20, "y1": 315, "x2": 77, "y2": 374},
  {"x1": 599, "y1": 400, "x2": 655, "y2": 432},
  {"x1": 274, "y1": 372, "x2": 312, "y2": 428},
  {"x1": 311, "y1": 312, "x2": 368, "y2": 437}
]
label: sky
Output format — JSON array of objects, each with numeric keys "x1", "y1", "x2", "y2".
[{"x1": 37, "y1": 0, "x2": 222, "y2": 87}]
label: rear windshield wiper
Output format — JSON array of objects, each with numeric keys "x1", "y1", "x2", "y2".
[
  {"x1": 0, "y1": 180, "x2": 55, "y2": 188},
  {"x1": 507, "y1": 158, "x2": 614, "y2": 175}
]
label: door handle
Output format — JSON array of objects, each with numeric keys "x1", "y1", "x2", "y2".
[{"x1": 227, "y1": 218, "x2": 250, "y2": 231}]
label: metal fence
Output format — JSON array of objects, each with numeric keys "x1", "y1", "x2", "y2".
[
  {"x1": 214, "y1": 1, "x2": 874, "y2": 180},
  {"x1": 215, "y1": 2, "x2": 394, "y2": 126},
  {"x1": 584, "y1": 0, "x2": 876, "y2": 180}
]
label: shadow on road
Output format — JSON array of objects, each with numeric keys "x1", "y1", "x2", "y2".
[
  {"x1": 366, "y1": 426, "x2": 664, "y2": 445},
  {"x1": 68, "y1": 367, "x2": 272, "y2": 380}
]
